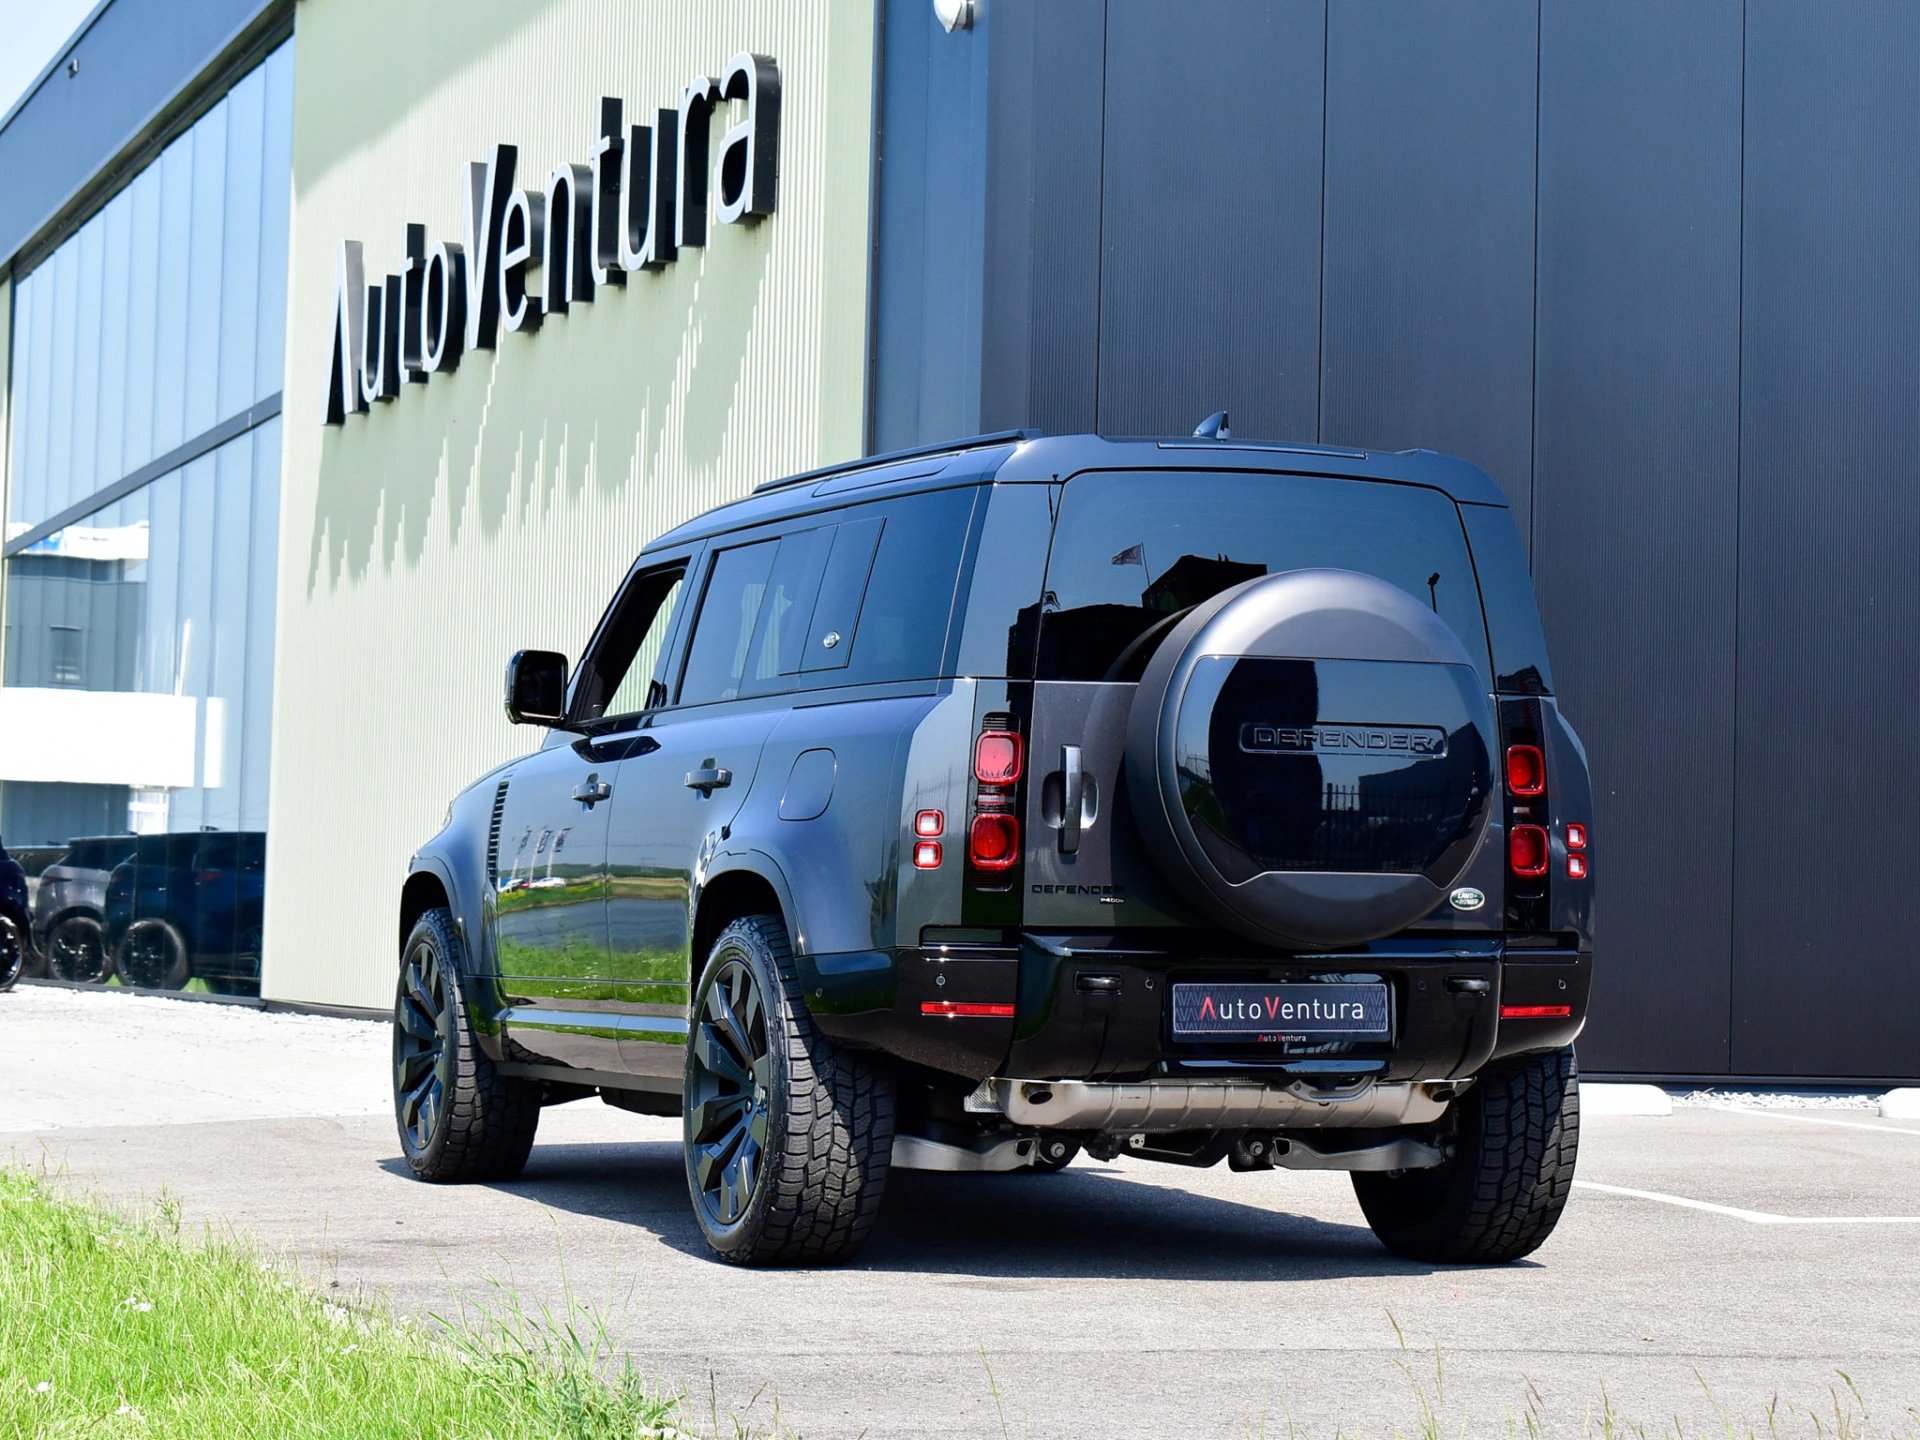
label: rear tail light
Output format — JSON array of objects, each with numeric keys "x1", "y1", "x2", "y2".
[
  {"x1": 912, "y1": 840, "x2": 942, "y2": 869},
  {"x1": 1505, "y1": 744, "x2": 1545, "y2": 796},
  {"x1": 1566, "y1": 822, "x2": 1587, "y2": 850},
  {"x1": 1566, "y1": 853, "x2": 1588, "y2": 880},
  {"x1": 974, "y1": 731, "x2": 1023, "y2": 786},
  {"x1": 914, "y1": 809, "x2": 944, "y2": 838},
  {"x1": 1509, "y1": 824, "x2": 1549, "y2": 878},
  {"x1": 1500, "y1": 1003, "x2": 1572, "y2": 1020},
  {"x1": 968, "y1": 812, "x2": 1019, "y2": 870}
]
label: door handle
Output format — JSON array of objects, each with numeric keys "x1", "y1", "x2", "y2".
[
  {"x1": 684, "y1": 766, "x2": 732, "y2": 795},
  {"x1": 1060, "y1": 744, "x2": 1084, "y2": 854},
  {"x1": 571, "y1": 776, "x2": 612, "y2": 806}
]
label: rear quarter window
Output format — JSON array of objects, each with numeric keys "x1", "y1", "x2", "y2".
[{"x1": 1037, "y1": 470, "x2": 1494, "y2": 684}]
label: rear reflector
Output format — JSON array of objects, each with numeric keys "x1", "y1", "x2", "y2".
[
  {"x1": 1567, "y1": 853, "x2": 1588, "y2": 880},
  {"x1": 912, "y1": 840, "x2": 942, "y2": 869},
  {"x1": 921, "y1": 1001, "x2": 1016, "y2": 1018},
  {"x1": 1566, "y1": 822, "x2": 1588, "y2": 850},
  {"x1": 1509, "y1": 824, "x2": 1549, "y2": 877},
  {"x1": 914, "y1": 809, "x2": 944, "y2": 837},
  {"x1": 1506, "y1": 744, "x2": 1545, "y2": 796},
  {"x1": 1500, "y1": 1004, "x2": 1573, "y2": 1020},
  {"x1": 974, "y1": 731, "x2": 1024, "y2": 785},
  {"x1": 969, "y1": 812, "x2": 1019, "y2": 870}
]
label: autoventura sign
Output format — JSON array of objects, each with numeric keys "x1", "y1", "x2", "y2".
[{"x1": 323, "y1": 53, "x2": 780, "y2": 425}]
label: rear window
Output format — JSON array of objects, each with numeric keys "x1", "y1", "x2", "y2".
[{"x1": 1036, "y1": 471, "x2": 1492, "y2": 682}]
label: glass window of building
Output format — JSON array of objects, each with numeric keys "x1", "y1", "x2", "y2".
[{"x1": 1, "y1": 41, "x2": 293, "y2": 998}]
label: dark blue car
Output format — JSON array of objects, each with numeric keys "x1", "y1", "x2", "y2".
[{"x1": 105, "y1": 832, "x2": 267, "y2": 994}]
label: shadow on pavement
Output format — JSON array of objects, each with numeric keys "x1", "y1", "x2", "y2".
[{"x1": 380, "y1": 1137, "x2": 1507, "y2": 1281}]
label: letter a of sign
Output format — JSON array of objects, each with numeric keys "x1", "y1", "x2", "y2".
[{"x1": 324, "y1": 240, "x2": 367, "y2": 425}]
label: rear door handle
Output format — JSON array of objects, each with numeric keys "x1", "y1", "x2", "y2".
[
  {"x1": 684, "y1": 766, "x2": 732, "y2": 794},
  {"x1": 1060, "y1": 744, "x2": 1084, "y2": 854},
  {"x1": 572, "y1": 776, "x2": 612, "y2": 806}
]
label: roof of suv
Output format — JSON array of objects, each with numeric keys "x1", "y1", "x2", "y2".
[{"x1": 643, "y1": 431, "x2": 1511, "y2": 553}]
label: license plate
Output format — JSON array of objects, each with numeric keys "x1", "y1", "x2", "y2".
[{"x1": 1170, "y1": 981, "x2": 1391, "y2": 1042}]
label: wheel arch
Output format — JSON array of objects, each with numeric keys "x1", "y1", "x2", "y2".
[{"x1": 691, "y1": 853, "x2": 799, "y2": 975}]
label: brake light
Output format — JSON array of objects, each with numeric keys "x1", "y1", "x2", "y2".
[
  {"x1": 914, "y1": 809, "x2": 944, "y2": 837},
  {"x1": 1506, "y1": 744, "x2": 1545, "y2": 796},
  {"x1": 913, "y1": 840, "x2": 942, "y2": 869},
  {"x1": 969, "y1": 812, "x2": 1019, "y2": 870},
  {"x1": 1509, "y1": 824, "x2": 1549, "y2": 878},
  {"x1": 974, "y1": 731, "x2": 1023, "y2": 786}
]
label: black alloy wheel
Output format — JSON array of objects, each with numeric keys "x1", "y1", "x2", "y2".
[
  {"x1": 686, "y1": 956, "x2": 773, "y2": 1229},
  {"x1": 394, "y1": 935, "x2": 451, "y2": 1155},
  {"x1": 0, "y1": 915, "x2": 25, "y2": 992},
  {"x1": 391, "y1": 906, "x2": 538, "y2": 1182},
  {"x1": 45, "y1": 915, "x2": 110, "y2": 984},
  {"x1": 115, "y1": 919, "x2": 190, "y2": 989}
]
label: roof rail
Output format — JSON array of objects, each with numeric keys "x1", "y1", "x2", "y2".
[{"x1": 751, "y1": 429, "x2": 1042, "y2": 495}]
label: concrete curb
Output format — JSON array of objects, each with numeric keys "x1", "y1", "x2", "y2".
[
  {"x1": 1581, "y1": 1083, "x2": 1674, "y2": 1117},
  {"x1": 1881, "y1": 1089, "x2": 1920, "y2": 1120}
]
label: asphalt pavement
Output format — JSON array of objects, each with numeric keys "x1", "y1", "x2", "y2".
[{"x1": 4, "y1": 985, "x2": 1917, "y2": 1438}]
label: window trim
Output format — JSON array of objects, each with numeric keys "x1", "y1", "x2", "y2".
[{"x1": 564, "y1": 550, "x2": 700, "y2": 730}]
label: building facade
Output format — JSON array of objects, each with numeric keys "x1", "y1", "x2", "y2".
[{"x1": 1, "y1": 0, "x2": 1915, "y2": 1081}]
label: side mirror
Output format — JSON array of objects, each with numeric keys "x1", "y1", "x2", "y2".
[{"x1": 504, "y1": 649, "x2": 569, "y2": 726}]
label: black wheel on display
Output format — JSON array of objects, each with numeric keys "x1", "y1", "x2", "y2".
[
  {"x1": 685, "y1": 914, "x2": 896, "y2": 1266},
  {"x1": 393, "y1": 906, "x2": 539, "y2": 1183},
  {"x1": 0, "y1": 914, "x2": 26, "y2": 992},
  {"x1": 1352, "y1": 1046, "x2": 1581, "y2": 1265},
  {"x1": 115, "y1": 919, "x2": 191, "y2": 990},
  {"x1": 45, "y1": 915, "x2": 111, "y2": 984}
]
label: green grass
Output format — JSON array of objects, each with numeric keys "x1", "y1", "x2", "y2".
[{"x1": 0, "y1": 1167, "x2": 692, "y2": 1439}]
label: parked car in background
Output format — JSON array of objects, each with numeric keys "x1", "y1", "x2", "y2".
[
  {"x1": 32, "y1": 834, "x2": 139, "y2": 984},
  {"x1": 0, "y1": 836, "x2": 30, "y2": 992},
  {"x1": 104, "y1": 832, "x2": 268, "y2": 994}
]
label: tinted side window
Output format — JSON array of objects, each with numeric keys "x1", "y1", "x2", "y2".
[
  {"x1": 824, "y1": 487, "x2": 976, "y2": 687},
  {"x1": 679, "y1": 540, "x2": 779, "y2": 705},
  {"x1": 572, "y1": 563, "x2": 689, "y2": 723},
  {"x1": 1038, "y1": 471, "x2": 1492, "y2": 683}
]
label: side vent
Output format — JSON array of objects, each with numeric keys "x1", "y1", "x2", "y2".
[{"x1": 485, "y1": 780, "x2": 510, "y2": 885}]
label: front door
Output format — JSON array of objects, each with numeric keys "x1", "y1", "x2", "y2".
[
  {"x1": 491, "y1": 738, "x2": 616, "y2": 1071},
  {"x1": 494, "y1": 556, "x2": 694, "y2": 1077}
]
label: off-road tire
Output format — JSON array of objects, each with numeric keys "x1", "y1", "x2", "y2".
[
  {"x1": 394, "y1": 906, "x2": 539, "y2": 1183},
  {"x1": 115, "y1": 918, "x2": 191, "y2": 990},
  {"x1": 1352, "y1": 1046, "x2": 1579, "y2": 1264},
  {"x1": 685, "y1": 914, "x2": 896, "y2": 1266}
]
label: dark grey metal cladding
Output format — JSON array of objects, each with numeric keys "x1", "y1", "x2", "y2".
[
  {"x1": 0, "y1": 0, "x2": 286, "y2": 268},
  {"x1": 978, "y1": 0, "x2": 1104, "y2": 437},
  {"x1": 1317, "y1": 0, "x2": 1538, "y2": 539},
  {"x1": 1731, "y1": 2, "x2": 1920, "y2": 1079},
  {"x1": 1530, "y1": 0, "x2": 1742, "y2": 1075},
  {"x1": 1092, "y1": 0, "x2": 1324, "y2": 441},
  {"x1": 867, "y1": 0, "x2": 993, "y2": 452}
]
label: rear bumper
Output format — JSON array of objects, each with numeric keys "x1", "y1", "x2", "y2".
[{"x1": 799, "y1": 934, "x2": 1591, "y2": 1087}]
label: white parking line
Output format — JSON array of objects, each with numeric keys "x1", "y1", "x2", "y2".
[
  {"x1": 1695, "y1": 1104, "x2": 1920, "y2": 1139},
  {"x1": 1574, "y1": 1180, "x2": 1920, "y2": 1226}
]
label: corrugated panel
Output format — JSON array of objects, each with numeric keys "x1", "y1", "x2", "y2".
[
  {"x1": 263, "y1": 0, "x2": 877, "y2": 1009},
  {"x1": 1094, "y1": 0, "x2": 1324, "y2": 441},
  {"x1": 1531, "y1": 0, "x2": 1743, "y2": 1074},
  {"x1": 1319, "y1": 0, "x2": 1537, "y2": 529},
  {"x1": 1732, "y1": 1, "x2": 1920, "y2": 1077}
]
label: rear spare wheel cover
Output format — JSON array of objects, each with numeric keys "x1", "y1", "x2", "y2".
[{"x1": 1125, "y1": 568, "x2": 1496, "y2": 949}]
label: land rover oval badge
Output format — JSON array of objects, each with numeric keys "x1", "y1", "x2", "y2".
[{"x1": 1450, "y1": 887, "x2": 1486, "y2": 912}]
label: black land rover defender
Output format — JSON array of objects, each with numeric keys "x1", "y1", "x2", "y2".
[{"x1": 394, "y1": 426, "x2": 1592, "y2": 1267}]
